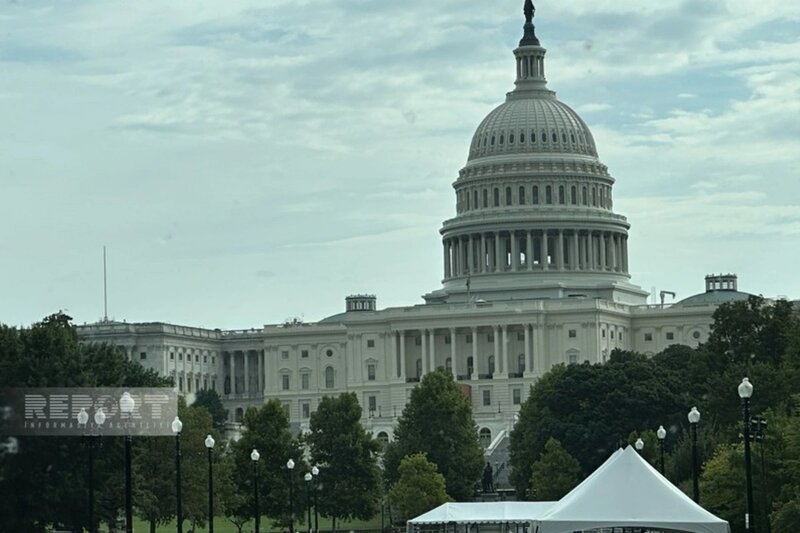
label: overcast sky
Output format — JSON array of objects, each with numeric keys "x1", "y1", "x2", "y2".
[{"x1": 2, "y1": 0, "x2": 799, "y2": 329}]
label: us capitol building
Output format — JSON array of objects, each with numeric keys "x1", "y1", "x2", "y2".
[{"x1": 78, "y1": 3, "x2": 757, "y2": 451}]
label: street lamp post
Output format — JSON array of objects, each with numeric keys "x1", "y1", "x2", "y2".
[
  {"x1": 251, "y1": 449, "x2": 261, "y2": 533},
  {"x1": 205, "y1": 435, "x2": 215, "y2": 533},
  {"x1": 287, "y1": 458, "x2": 296, "y2": 533},
  {"x1": 312, "y1": 466, "x2": 319, "y2": 533},
  {"x1": 304, "y1": 472, "x2": 312, "y2": 533},
  {"x1": 739, "y1": 377, "x2": 755, "y2": 532},
  {"x1": 77, "y1": 407, "x2": 106, "y2": 533},
  {"x1": 119, "y1": 392, "x2": 135, "y2": 533},
  {"x1": 634, "y1": 438, "x2": 644, "y2": 452},
  {"x1": 688, "y1": 406, "x2": 701, "y2": 504},
  {"x1": 657, "y1": 425, "x2": 667, "y2": 475},
  {"x1": 172, "y1": 416, "x2": 184, "y2": 533}
]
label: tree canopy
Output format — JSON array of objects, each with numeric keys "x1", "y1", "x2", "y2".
[
  {"x1": 529, "y1": 438, "x2": 581, "y2": 502},
  {"x1": 389, "y1": 453, "x2": 449, "y2": 522},
  {"x1": 384, "y1": 368, "x2": 483, "y2": 501}
]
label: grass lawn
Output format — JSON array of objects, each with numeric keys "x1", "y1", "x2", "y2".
[{"x1": 131, "y1": 514, "x2": 383, "y2": 533}]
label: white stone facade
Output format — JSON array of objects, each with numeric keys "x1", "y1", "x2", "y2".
[{"x1": 77, "y1": 6, "x2": 750, "y2": 447}]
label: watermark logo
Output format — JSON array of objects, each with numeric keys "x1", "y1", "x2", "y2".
[{"x1": 0, "y1": 388, "x2": 178, "y2": 436}]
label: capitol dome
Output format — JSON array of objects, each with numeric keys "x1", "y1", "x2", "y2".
[
  {"x1": 425, "y1": 0, "x2": 648, "y2": 307},
  {"x1": 468, "y1": 96, "x2": 598, "y2": 161}
]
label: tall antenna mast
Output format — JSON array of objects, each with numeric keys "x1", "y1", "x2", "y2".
[{"x1": 103, "y1": 246, "x2": 108, "y2": 322}]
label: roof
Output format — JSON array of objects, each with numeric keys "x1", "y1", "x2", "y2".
[
  {"x1": 409, "y1": 502, "x2": 557, "y2": 525},
  {"x1": 535, "y1": 447, "x2": 730, "y2": 533},
  {"x1": 674, "y1": 290, "x2": 753, "y2": 307}
]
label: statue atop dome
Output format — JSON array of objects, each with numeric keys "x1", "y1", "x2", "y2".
[
  {"x1": 520, "y1": 0, "x2": 540, "y2": 46},
  {"x1": 524, "y1": 0, "x2": 535, "y2": 25}
]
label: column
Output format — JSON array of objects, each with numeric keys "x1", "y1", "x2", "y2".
[
  {"x1": 471, "y1": 327, "x2": 478, "y2": 379},
  {"x1": 467, "y1": 235, "x2": 474, "y2": 274},
  {"x1": 428, "y1": 329, "x2": 436, "y2": 372},
  {"x1": 510, "y1": 231, "x2": 519, "y2": 271},
  {"x1": 495, "y1": 232, "x2": 503, "y2": 271},
  {"x1": 481, "y1": 234, "x2": 487, "y2": 273},
  {"x1": 243, "y1": 351, "x2": 249, "y2": 396},
  {"x1": 527, "y1": 231, "x2": 534, "y2": 270},
  {"x1": 622, "y1": 236, "x2": 629, "y2": 273},
  {"x1": 600, "y1": 233, "x2": 607, "y2": 271},
  {"x1": 534, "y1": 323, "x2": 546, "y2": 374},
  {"x1": 501, "y1": 325, "x2": 509, "y2": 376},
  {"x1": 443, "y1": 240, "x2": 451, "y2": 279},
  {"x1": 493, "y1": 326, "x2": 500, "y2": 375},
  {"x1": 524, "y1": 324, "x2": 532, "y2": 375},
  {"x1": 587, "y1": 232, "x2": 595, "y2": 271},
  {"x1": 392, "y1": 331, "x2": 399, "y2": 379},
  {"x1": 450, "y1": 327, "x2": 458, "y2": 379},
  {"x1": 572, "y1": 231, "x2": 580, "y2": 271},
  {"x1": 610, "y1": 234, "x2": 618, "y2": 272},
  {"x1": 541, "y1": 230, "x2": 549, "y2": 271},
  {"x1": 421, "y1": 330, "x2": 428, "y2": 376},
  {"x1": 557, "y1": 231, "x2": 565, "y2": 270},
  {"x1": 400, "y1": 331, "x2": 407, "y2": 380}
]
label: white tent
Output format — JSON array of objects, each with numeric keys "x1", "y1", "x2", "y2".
[
  {"x1": 410, "y1": 502, "x2": 557, "y2": 526},
  {"x1": 534, "y1": 446, "x2": 730, "y2": 533}
]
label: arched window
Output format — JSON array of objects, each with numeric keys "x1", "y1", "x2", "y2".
[
  {"x1": 467, "y1": 356, "x2": 474, "y2": 375},
  {"x1": 445, "y1": 357, "x2": 452, "y2": 371},
  {"x1": 552, "y1": 131, "x2": 558, "y2": 142},
  {"x1": 464, "y1": 191, "x2": 470, "y2": 210},
  {"x1": 519, "y1": 186, "x2": 526, "y2": 204},
  {"x1": 474, "y1": 190, "x2": 478, "y2": 209},
  {"x1": 532, "y1": 186, "x2": 539, "y2": 204},
  {"x1": 488, "y1": 355, "x2": 495, "y2": 374},
  {"x1": 521, "y1": 131, "x2": 526, "y2": 143},
  {"x1": 562, "y1": 132, "x2": 567, "y2": 143},
  {"x1": 541, "y1": 130, "x2": 547, "y2": 142},
  {"x1": 545, "y1": 186, "x2": 552, "y2": 204},
  {"x1": 582, "y1": 187, "x2": 588, "y2": 205},
  {"x1": 479, "y1": 428, "x2": 492, "y2": 448},
  {"x1": 235, "y1": 407, "x2": 244, "y2": 423},
  {"x1": 518, "y1": 353, "x2": 526, "y2": 374},
  {"x1": 415, "y1": 358, "x2": 423, "y2": 378},
  {"x1": 224, "y1": 376, "x2": 231, "y2": 394},
  {"x1": 325, "y1": 366, "x2": 334, "y2": 389},
  {"x1": 376, "y1": 432, "x2": 389, "y2": 449},
  {"x1": 499, "y1": 134, "x2": 504, "y2": 145},
  {"x1": 491, "y1": 136, "x2": 495, "y2": 146},
  {"x1": 559, "y1": 185, "x2": 565, "y2": 204},
  {"x1": 483, "y1": 189, "x2": 488, "y2": 208},
  {"x1": 509, "y1": 133, "x2": 515, "y2": 144},
  {"x1": 505, "y1": 187, "x2": 512, "y2": 205},
  {"x1": 571, "y1": 186, "x2": 577, "y2": 204},
  {"x1": 592, "y1": 187, "x2": 597, "y2": 206},
  {"x1": 531, "y1": 131, "x2": 536, "y2": 143},
  {"x1": 493, "y1": 188, "x2": 500, "y2": 207}
]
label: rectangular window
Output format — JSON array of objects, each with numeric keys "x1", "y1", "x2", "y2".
[
  {"x1": 203, "y1": 355, "x2": 207, "y2": 363},
  {"x1": 512, "y1": 388, "x2": 521, "y2": 405},
  {"x1": 302, "y1": 402, "x2": 310, "y2": 419},
  {"x1": 644, "y1": 333, "x2": 653, "y2": 342},
  {"x1": 444, "y1": 335, "x2": 451, "y2": 345},
  {"x1": 568, "y1": 329, "x2": 577, "y2": 338},
  {"x1": 178, "y1": 353, "x2": 183, "y2": 361},
  {"x1": 301, "y1": 349, "x2": 309, "y2": 358},
  {"x1": 368, "y1": 395, "x2": 377, "y2": 412},
  {"x1": 187, "y1": 378, "x2": 192, "y2": 392},
  {"x1": 611, "y1": 331, "x2": 615, "y2": 339},
  {"x1": 212, "y1": 379, "x2": 216, "y2": 391},
  {"x1": 483, "y1": 390, "x2": 491, "y2": 406},
  {"x1": 466, "y1": 335, "x2": 473, "y2": 344},
  {"x1": 282, "y1": 402, "x2": 290, "y2": 417},
  {"x1": 140, "y1": 352, "x2": 147, "y2": 360},
  {"x1": 666, "y1": 332, "x2": 675, "y2": 340},
  {"x1": 282, "y1": 374, "x2": 290, "y2": 390},
  {"x1": 212, "y1": 356, "x2": 216, "y2": 365},
  {"x1": 367, "y1": 339, "x2": 375, "y2": 348},
  {"x1": 178, "y1": 377, "x2": 184, "y2": 392},
  {"x1": 203, "y1": 379, "x2": 208, "y2": 390},
  {"x1": 301, "y1": 373, "x2": 310, "y2": 390},
  {"x1": 368, "y1": 364, "x2": 376, "y2": 381},
  {"x1": 196, "y1": 379, "x2": 200, "y2": 391},
  {"x1": 170, "y1": 352, "x2": 174, "y2": 360},
  {"x1": 517, "y1": 332, "x2": 524, "y2": 341},
  {"x1": 195, "y1": 355, "x2": 199, "y2": 362},
  {"x1": 488, "y1": 333, "x2": 494, "y2": 342},
  {"x1": 415, "y1": 337, "x2": 421, "y2": 346},
  {"x1": 282, "y1": 350, "x2": 289, "y2": 359},
  {"x1": 602, "y1": 330, "x2": 606, "y2": 338},
  {"x1": 569, "y1": 354, "x2": 578, "y2": 364}
]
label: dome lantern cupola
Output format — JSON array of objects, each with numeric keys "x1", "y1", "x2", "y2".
[{"x1": 512, "y1": 0, "x2": 548, "y2": 95}]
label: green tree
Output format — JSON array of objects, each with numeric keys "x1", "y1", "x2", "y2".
[
  {"x1": 510, "y1": 353, "x2": 682, "y2": 497},
  {"x1": 308, "y1": 393, "x2": 382, "y2": 529},
  {"x1": 230, "y1": 400, "x2": 304, "y2": 530},
  {"x1": 699, "y1": 443, "x2": 745, "y2": 532},
  {"x1": 193, "y1": 389, "x2": 228, "y2": 431},
  {"x1": 384, "y1": 369, "x2": 483, "y2": 501},
  {"x1": 177, "y1": 402, "x2": 218, "y2": 532},
  {"x1": 134, "y1": 436, "x2": 176, "y2": 533},
  {"x1": 0, "y1": 313, "x2": 170, "y2": 533},
  {"x1": 389, "y1": 453, "x2": 449, "y2": 522},
  {"x1": 529, "y1": 438, "x2": 581, "y2": 501}
]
